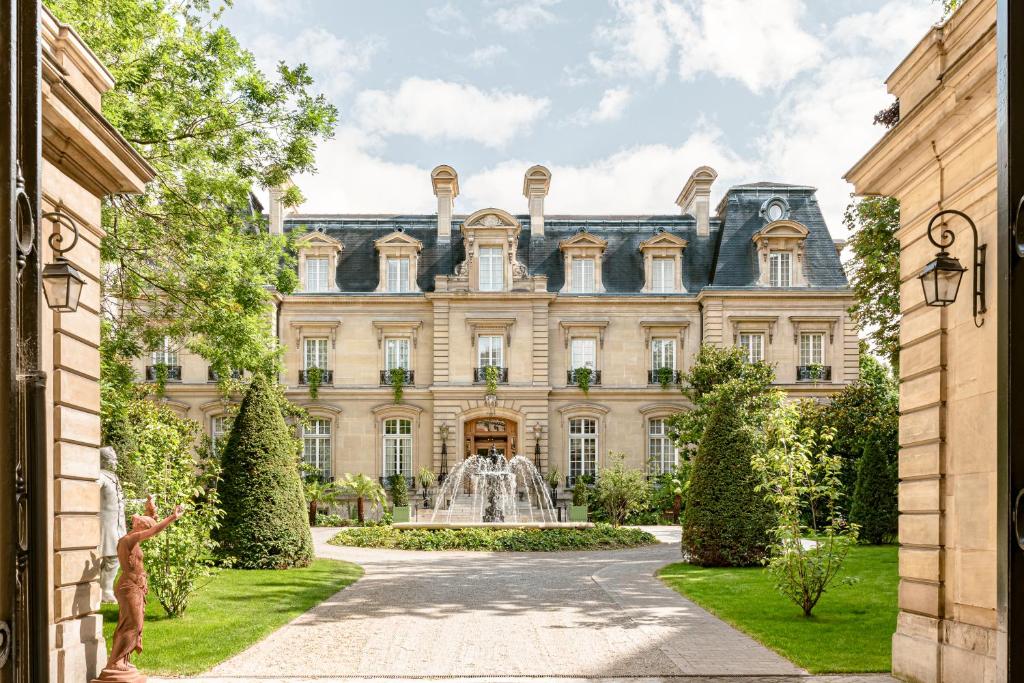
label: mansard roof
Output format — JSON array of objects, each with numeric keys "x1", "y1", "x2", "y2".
[{"x1": 281, "y1": 182, "x2": 848, "y2": 294}]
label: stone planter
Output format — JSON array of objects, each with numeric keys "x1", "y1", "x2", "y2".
[
  {"x1": 392, "y1": 505, "x2": 411, "y2": 523},
  {"x1": 569, "y1": 505, "x2": 588, "y2": 523}
]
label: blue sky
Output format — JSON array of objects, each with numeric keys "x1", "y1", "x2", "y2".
[{"x1": 224, "y1": 0, "x2": 944, "y2": 237}]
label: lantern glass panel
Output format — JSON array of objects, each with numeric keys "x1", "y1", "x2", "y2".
[{"x1": 42, "y1": 260, "x2": 86, "y2": 313}]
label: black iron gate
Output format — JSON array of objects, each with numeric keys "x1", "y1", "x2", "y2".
[{"x1": 1, "y1": 1, "x2": 49, "y2": 683}]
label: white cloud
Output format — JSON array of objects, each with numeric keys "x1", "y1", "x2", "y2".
[
  {"x1": 590, "y1": 0, "x2": 673, "y2": 82},
  {"x1": 248, "y1": 0, "x2": 301, "y2": 18},
  {"x1": 247, "y1": 28, "x2": 382, "y2": 98},
  {"x1": 489, "y1": 0, "x2": 560, "y2": 32},
  {"x1": 467, "y1": 45, "x2": 508, "y2": 67},
  {"x1": 570, "y1": 86, "x2": 633, "y2": 125},
  {"x1": 427, "y1": 3, "x2": 472, "y2": 36},
  {"x1": 353, "y1": 78, "x2": 550, "y2": 147}
]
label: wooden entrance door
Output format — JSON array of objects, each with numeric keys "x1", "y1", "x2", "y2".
[{"x1": 465, "y1": 418, "x2": 517, "y2": 460}]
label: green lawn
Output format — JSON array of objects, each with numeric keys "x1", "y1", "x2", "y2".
[
  {"x1": 100, "y1": 559, "x2": 362, "y2": 676},
  {"x1": 658, "y1": 544, "x2": 897, "y2": 673}
]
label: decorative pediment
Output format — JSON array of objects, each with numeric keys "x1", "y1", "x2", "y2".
[
  {"x1": 639, "y1": 231, "x2": 689, "y2": 252},
  {"x1": 559, "y1": 231, "x2": 608, "y2": 251},
  {"x1": 463, "y1": 208, "x2": 520, "y2": 230},
  {"x1": 295, "y1": 229, "x2": 343, "y2": 253},
  {"x1": 374, "y1": 230, "x2": 422, "y2": 252},
  {"x1": 752, "y1": 220, "x2": 809, "y2": 246},
  {"x1": 639, "y1": 319, "x2": 690, "y2": 348}
]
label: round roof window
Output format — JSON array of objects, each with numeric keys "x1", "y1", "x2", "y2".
[{"x1": 766, "y1": 202, "x2": 785, "y2": 222}]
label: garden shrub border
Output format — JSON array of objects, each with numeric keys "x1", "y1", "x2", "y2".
[{"x1": 329, "y1": 524, "x2": 658, "y2": 552}]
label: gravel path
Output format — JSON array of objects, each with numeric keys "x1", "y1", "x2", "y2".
[{"x1": 157, "y1": 526, "x2": 897, "y2": 683}]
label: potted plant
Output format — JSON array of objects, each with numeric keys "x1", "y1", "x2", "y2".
[
  {"x1": 387, "y1": 472, "x2": 411, "y2": 523},
  {"x1": 572, "y1": 366, "x2": 593, "y2": 396},
  {"x1": 545, "y1": 466, "x2": 560, "y2": 507},
  {"x1": 417, "y1": 466, "x2": 435, "y2": 508},
  {"x1": 389, "y1": 367, "x2": 407, "y2": 404},
  {"x1": 570, "y1": 476, "x2": 590, "y2": 522},
  {"x1": 806, "y1": 362, "x2": 825, "y2": 385},
  {"x1": 305, "y1": 365, "x2": 324, "y2": 399},
  {"x1": 656, "y1": 365, "x2": 675, "y2": 391},
  {"x1": 338, "y1": 473, "x2": 386, "y2": 523}
]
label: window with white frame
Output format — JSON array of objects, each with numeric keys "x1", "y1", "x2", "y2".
[
  {"x1": 651, "y1": 338, "x2": 676, "y2": 371},
  {"x1": 652, "y1": 257, "x2": 675, "y2": 293},
  {"x1": 570, "y1": 338, "x2": 596, "y2": 370},
  {"x1": 303, "y1": 338, "x2": 328, "y2": 369},
  {"x1": 211, "y1": 416, "x2": 229, "y2": 455},
  {"x1": 799, "y1": 332, "x2": 825, "y2": 366},
  {"x1": 571, "y1": 257, "x2": 596, "y2": 293},
  {"x1": 151, "y1": 336, "x2": 178, "y2": 366},
  {"x1": 769, "y1": 251, "x2": 792, "y2": 287},
  {"x1": 383, "y1": 418, "x2": 413, "y2": 478},
  {"x1": 302, "y1": 418, "x2": 332, "y2": 480},
  {"x1": 478, "y1": 247, "x2": 504, "y2": 291},
  {"x1": 648, "y1": 419, "x2": 678, "y2": 475},
  {"x1": 385, "y1": 338, "x2": 410, "y2": 371},
  {"x1": 478, "y1": 335, "x2": 504, "y2": 368},
  {"x1": 305, "y1": 257, "x2": 329, "y2": 292},
  {"x1": 738, "y1": 332, "x2": 765, "y2": 364},
  {"x1": 386, "y1": 257, "x2": 411, "y2": 293},
  {"x1": 568, "y1": 417, "x2": 597, "y2": 479}
]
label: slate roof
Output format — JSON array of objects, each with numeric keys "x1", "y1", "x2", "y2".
[{"x1": 282, "y1": 184, "x2": 848, "y2": 294}]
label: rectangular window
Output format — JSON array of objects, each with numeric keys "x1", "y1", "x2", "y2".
[
  {"x1": 303, "y1": 338, "x2": 329, "y2": 369},
  {"x1": 648, "y1": 418, "x2": 678, "y2": 475},
  {"x1": 151, "y1": 336, "x2": 178, "y2": 366},
  {"x1": 211, "y1": 416, "x2": 229, "y2": 455},
  {"x1": 383, "y1": 418, "x2": 413, "y2": 478},
  {"x1": 479, "y1": 247, "x2": 504, "y2": 291},
  {"x1": 385, "y1": 338, "x2": 410, "y2": 371},
  {"x1": 769, "y1": 251, "x2": 792, "y2": 287},
  {"x1": 478, "y1": 335, "x2": 504, "y2": 368},
  {"x1": 570, "y1": 338, "x2": 596, "y2": 370},
  {"x1": 568, "y1": 417, "x2": 598, "y2": 479},
  {"x1": 652, "y1": 257, "x2": 675, "y2": 293},
  {"x1": 799, "y1": 332, "x2": 825, "y2": 366},
  {"x1": 306, "y1": 257, "x2": 329, "y2": 292},
  {"x1": 738, "y1": 333, "x2": 765, "y2": 363},
  {"x1": 651, "y1": 338, "x2": 676, "y2": 371},
  {"x1": 302, "y1": 418, "x2": 332, "y2": 480},
  {"x1": 386, "y1": 257, "x2": 410, "y2": 293},
  {"x1": 571, "y1": 257, "x2": 596, "y2": 293}
]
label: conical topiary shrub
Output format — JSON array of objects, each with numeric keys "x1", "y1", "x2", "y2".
[
  {"x1": 216, "y1": 374, "x2": 313, "y2": 568},
  {"x1": 850, "y1": 437, "x2": 898, "y2": 544},
  {"x1": 682, "y1": 395, "x2": 772, "y2": 566}
]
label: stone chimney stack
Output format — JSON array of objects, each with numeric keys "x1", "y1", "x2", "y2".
[
  {"x1": 675, "y1": 166, "x2": 718, "y2": 237},
  {"x1": 431, "y1": 165, "x2": 459, "y2": 242},
  {"x1": 522, "y1": 165, "x2": 552, "y2": 238},
  {"x1": 268, "y1": 179, "x2": 295, "y2": 236}
]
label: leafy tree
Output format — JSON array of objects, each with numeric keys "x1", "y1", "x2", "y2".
[
  {"x1": 302, "y1": 470, "x2": 343, "y2": 527},
  {"x1": 339, "y1": 474, "x2": 387, "y2": 523},
  {"x1": 754, "y1": 401, "x2": 858, "y2": 617},
  {"x1": 387, "y1": 473, "x2": 410, "y2": 508},
  {"x1": 850, "y1": 437, "x2": 899, "y2": 544},
  {"x1": 682, "y1": 379, "x2": 778, "y2": 566},
  {"x1": 595, "y1": 453, "x2": 649, "y2": 525},
  {"x1": 844, "y1": 196, "x2": 900, "y2": 370},
  {"x1": 216, "y1": 375, "x2": 313, "y2": 568},
  {"x1": 48, "y1": 0, "x2": 336, "y2": 384}
]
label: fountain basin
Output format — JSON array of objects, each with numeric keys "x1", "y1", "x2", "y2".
[{"x1": 394, "y1": 521, "x2": 594, "y2": 530}]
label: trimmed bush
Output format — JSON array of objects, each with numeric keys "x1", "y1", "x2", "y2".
[
  {"x1": 850, "y1": 438, "x2": 898, "y2": 544},
  {"x1": 682, "y1": 393, "x2": 772, "y2": 566},
  {"x1": 215, "y1": 375, "x2": 313, "y2": 568},
  {"x1": 387, "y1": 473, "x2": 409, "y2": 507},
  {"x1": 329, "y1": 524, "x2": 658, "y2": 552}
]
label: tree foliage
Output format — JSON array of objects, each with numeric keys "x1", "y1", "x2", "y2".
[
  {"x1": 339, "y1": 474, "x2": 387, "y2": 523},
  {"x1": 216, "y1": 375, "x2": 313, "y2": 569},
  {"x1": 844, "y1": 197, "x2": 900, "y2": 370},
  {"x1": 850, "y1": 437, "x2": 899, "y2": 544},
  {"x1": 596, "y1": 453, "x2": 649, "y2": 526},
  {"x1": 48, "y1": 0, "x2": 336, "y2": 384}
]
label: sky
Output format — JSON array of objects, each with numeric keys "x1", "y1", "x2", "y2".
[{"x1": 224, "y1": 0, "x2": 945, "y2": 238}]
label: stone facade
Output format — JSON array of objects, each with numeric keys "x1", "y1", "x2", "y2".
[
  {"x1": 147, "y1": 164, "x2": 856, "y2": 503},
  {"x1": 845, "y1": 0, "x2": 1001, "y2": 680},
  {"x1": 39, "y1": 10, "x2": 153, "y2": 682}
]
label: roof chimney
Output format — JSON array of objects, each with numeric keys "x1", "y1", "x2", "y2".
[
  {"x1": 431, "y1": 165, "x2": 459, "y2": 242},
  {"x1": 675, "y1": 166, "x2": 718, "y2": 237},
  {"x1": 523, "y1": 165, "x2": 551, "y2": 238},
  {"x1": 268, "y1": 179, "x2": 295, "y2": 236}
]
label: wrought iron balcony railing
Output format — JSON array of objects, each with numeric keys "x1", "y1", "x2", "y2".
[
  {"x1": 647, "y1": 369, "x2": 683, "y2": 385},
  {"x1": 298, "y1": 369, "x2": 333, "y2": 385},
  {"x1": 566, "y1": 369, "x2": 602, "y2": 386},
  {"x1": 380, "y1": 369, "x2": 414, "y2": 385},
  {"x1": 207, "y1": 367, "x2": 243, "y2": 382},
  {"x1": 796, "y1": 365, "x2": 832, "y2": 382},
  {"x1": 473, "y1": 366, "x2": 508, "y2": 384},
  {"x1": 379, "y1": 475, "x2": 417, "y2": 490},
  {"x1": 145, "y1": 365, "x2": 182, "y2": 382}
]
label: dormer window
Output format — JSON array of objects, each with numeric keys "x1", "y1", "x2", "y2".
[
  {"x1": 306, "y1": 256, "x2": 329, "y2": 292},
  {"x1": 571, "y1": 257, "x2": 595, "y2": 293},
  {"x1": 374, "y1": 229, "x2": 422, "y2": 293},
  {"x1": 652, "y1": 257, "x2": 675, "y2": 293},
  {"x1": 295, "y1": 229, "x2": 342, "y2": 293},
  {"x1": 752, "y1": 218, "x2": 809, "y2": 288},
  {"x1": 762, "y1": 197, "x2": 790, "y2": 222},
  {"x1": 452, "y1": 209, "x2": 526, "y2": 293},
  {"x1": 386, "y1": 257, "x2": 411, "y2": 293},
  {"x1": 769, "y1": 251, "x2": 792, "y2": 287},
  {"x1": 479, "y1": 247, "x2": 504, "y2": 291},
  {"x1": 559, "y1": 230, "x2": 607, "y2": 294},
  {"x1": 639, "y1": 230, "x2": 688, "y2": 294}
]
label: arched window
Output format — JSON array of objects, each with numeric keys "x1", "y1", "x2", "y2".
[
  {"x1": 383, "y1": 418, "x2": 413, "y2": 478},
  {"x1": 302, "y1": 419, "x2": 332, "y2": 480},
  {"x1": 648, "y1": 418, "x2": 678, "y2": 475},
  {"x1": 568, "y1": 417, "x2": 598, "y2": 481},
  {"x1": 211, "y1": 415, "x2": 229, "y2": 456}
]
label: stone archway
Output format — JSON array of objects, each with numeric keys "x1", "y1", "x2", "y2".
[{"x1": 455, "y1": 405, "x2": 525, "y2": 462}]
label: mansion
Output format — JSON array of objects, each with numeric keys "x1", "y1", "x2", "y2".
[{"x1": 140, "y1": 164, "x2": 857, "y2": 493}]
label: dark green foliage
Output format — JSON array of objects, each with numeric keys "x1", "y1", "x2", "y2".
[
  {"x1": 572, "y1": 477, "x2": 591, "y2": 507},
  {"x1": 387, "y1": 473, "x2": 409, "y2": 507},
  {"x1": 683, "y1": 386, "x2": 773, "y2": 566},
  {"x1": 216, "y1": 375, "x2": 313, "y2": 569},
  {"x1": 850, "y1": 439, "x2": 898, "y2": 544},
  {"x1": 330, "y1": 524, "x2": 657, "y2": 552}
]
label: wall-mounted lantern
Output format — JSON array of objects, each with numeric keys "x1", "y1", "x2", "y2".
[
  {"x1": 40, "y1": 211, "x2": 85, "y2": 313},
  {"x1": 918, "y1": 209, "x2": 986, "y2": 327}
]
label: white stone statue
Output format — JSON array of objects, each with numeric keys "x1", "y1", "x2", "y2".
[{"x1": 98, "y1": 446, "x2": 126, "y2": 604}]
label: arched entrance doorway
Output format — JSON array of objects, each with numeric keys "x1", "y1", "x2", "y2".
[{"x1": 464, "y1": 417, "x2": 518, "y2": 460}]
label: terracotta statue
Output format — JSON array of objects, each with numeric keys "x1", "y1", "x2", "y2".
[
  {"x1": 98, "y1": 446, "x2": 126, "y2": 603},
  {"x1": 92, "y1": 495, "x2": 184, "y2": 683}
]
